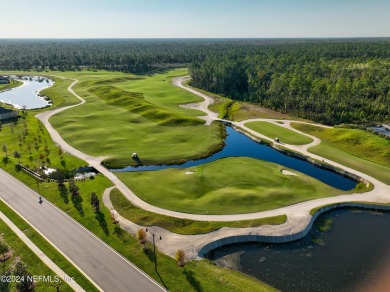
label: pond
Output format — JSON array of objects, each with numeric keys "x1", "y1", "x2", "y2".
[
  {"x1": 112, "y1": 126, "x2": 357, "y2": 191},
  {"x1": 207, "y1": 208, "x2": 390, "y2": 292},
  {"x1": 0, "y1": 76, "x2": 54, "y2": 109}
]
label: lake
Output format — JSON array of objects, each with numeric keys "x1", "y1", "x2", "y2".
[
  {"x1": 0, "y1": 76, "x2": 54, "y2": 109},
  {"x1": 112, "y1": 126, "x2": 357, "y2": 191},
  {"x1": 207, "y1": 208, "x2": 390, "y2": 292}
]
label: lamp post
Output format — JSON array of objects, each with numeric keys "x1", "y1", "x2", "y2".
[{"x1": 145, "y1": 228, "x2": 162, "y2": 271}]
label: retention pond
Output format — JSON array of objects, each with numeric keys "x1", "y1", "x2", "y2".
[
  {"x1": 207, "y1": 208, "x2": 390, "y2": 292},
  {"x1": 0, "y1": 76, "x2": 53, "y2": 109},
  {"x1": 112, "y1": 126, "x2": 357, "y2": 191}
]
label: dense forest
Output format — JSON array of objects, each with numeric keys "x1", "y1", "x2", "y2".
[
  {"x1": 0, "y1": 39, "x2": 389, "y2": 124},
  {"x1": 189, "y1": 40, "x2": 390, "y2": 125}
]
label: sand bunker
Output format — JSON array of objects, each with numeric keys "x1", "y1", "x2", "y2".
[{"x1": 281, "y1": 169, "x2": 297, "y2": 176}]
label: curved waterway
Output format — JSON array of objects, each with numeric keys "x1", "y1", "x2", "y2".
[
  {"x1": 207, "y1": 208, "x2": 390, "y2": 292},
  {"x1": 112, "y1": 126, "x2": 357, "y2": 191},
  {"x1": 0, "y1": 76, "x2": 53, "y2": 109}
]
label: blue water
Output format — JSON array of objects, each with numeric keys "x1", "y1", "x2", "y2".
[
  {"x1": 0, "y1": 76, "x2": 53, "y2": 109},
  {"x1": 112, "y1": 126, "x2": 357, "y2": 190}
]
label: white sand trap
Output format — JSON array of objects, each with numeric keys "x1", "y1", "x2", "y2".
[
  {"x1": 185, "y1": 171, "x2": 195, "y2": 175},
  {"x1": 281, "y1": 169, "x2": 297, "y2": 176}
]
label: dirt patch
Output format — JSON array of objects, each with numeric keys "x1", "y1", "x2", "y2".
[
  {"x1": 0, "y1": 251, "x2": 13, "y2": 262},
  {"x1": 235, "y1": 103, "x2": 295, "y2": 121}
]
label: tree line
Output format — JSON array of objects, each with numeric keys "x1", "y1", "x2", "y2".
[
  {"x1": 189, "y1": 39, "x2": 390, "y2": 125},
  {"x1": 0, "y1": 38, "x2": 389, "y2": 124}
]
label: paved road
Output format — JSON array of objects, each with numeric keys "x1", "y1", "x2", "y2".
[{"x1": 0, "y1": 169, "x2": 164, "y2": 292}]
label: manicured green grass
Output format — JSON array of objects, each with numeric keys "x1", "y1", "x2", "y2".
[
  {"x1": 0, "y1": 70, "x2": 276, "y2": 291},
  {"x1": 110, "y1": 188, "x2": 286, "y2": 234},
  {"x1": 291, "y1": 123, "x2": 390, "y2": 184},
  {"x1": 88, "y1": 84, "x2": 203, "y2": 127},
  {"x1": 309, "y1": 143, "x2": 390, "y2": 184},
  {"x1": 40, "y1": 76, "x2": 80, "y2": 107},
  {"x1": 32, "y1": 176, "x2": 274, "y2": 291},
  {"x1": 0, "y1": 201, "x2": 95, "y2": 291},
  {"x1": 115, "y1": 157, "x2": 350, "y2": 215},
  {"x1": 245, "y1": 121, "x2": 313, "y2": 145},
  {"x1": 49, "y1": 69, "x2": 225, "y2": 168}
]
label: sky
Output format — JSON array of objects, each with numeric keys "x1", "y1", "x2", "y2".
[{"x1": 0, "y1": 0, "x2": 389, "y2": 38}]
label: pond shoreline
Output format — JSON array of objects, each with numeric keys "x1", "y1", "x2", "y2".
[{"x1": 200, "y1": 202, "x2": 390, "y2": 257}]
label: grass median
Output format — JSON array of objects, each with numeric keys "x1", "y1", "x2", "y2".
[{"x1": 0, "y1": 201, "x2": 97, "y2": 292}]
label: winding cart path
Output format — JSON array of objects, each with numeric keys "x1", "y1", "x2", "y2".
[{"x1": 34, "y1": 75, "x2": 390, "y2": 259}]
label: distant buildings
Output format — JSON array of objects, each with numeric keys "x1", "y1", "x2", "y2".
[
  {"x1": 0, "y1": 107, "x2": 17, "y2": 120},
  {"x1": 0, "y1": 77, "x2": 10, "y2": 84}
]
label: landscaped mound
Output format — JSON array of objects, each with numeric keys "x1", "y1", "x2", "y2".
[
  {"x1": 89, "y1": 85, "x2": 204, "y2": 127},
  {"x1": 115, "y1": 157, "x2": 350, "y2": 215}
]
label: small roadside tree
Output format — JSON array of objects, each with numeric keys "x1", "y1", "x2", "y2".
[
  {"x1": 56, "y1": 169, "x2": 65, "y2": 187},
  {"x1": 68, "y1": 179, "x2": 79, "y2": 197},
  {"x1": 0, "y1": 238, "x2": 10, "y2": 273},
  {"x1": 90, "y1": 192, "x2": 100, "y2": 213},
  {"x1": 58, "y1": 147, "x2": 63, "y2": 159},
  {"x1": 176, "y1": 249, "x2": 186, "y2": 267},
  {"x1": 137, "y1": 229, "x2": 147, "y2": 244},
  {"x1": 13, "y1": 259, "x2": 34, "y2": 292},
  {"x1": 2, "y1": 144, "x2": 8, "y2": 157},
  {"x1": 13, "y1": 150, "x2": 21, "y2": 163}
]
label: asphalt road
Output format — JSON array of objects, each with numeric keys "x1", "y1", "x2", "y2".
[{"x1": 0, "y1": 168, "x2": 164, "y2": 292}]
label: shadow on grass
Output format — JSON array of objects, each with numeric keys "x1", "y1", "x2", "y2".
[
  {"x1": 183, "y1": 269, "x2": 203, "y2": 292},
  {"x1": 2, "y1": 157, "x2": 9, "y2": 165},
  {"x1": 95, "y1": 211, "x2": 109, "y2": 236},
  {"x1": 71, "y1": 194, "x2": 84, "y2": 217},
  {"x1": 113, "y1": 225, "x2": 124, "y2": 239},
  {"x1": 132, "y1": 156, "x2": 143, "y2": 166},
  {"x1": 58, "y1": 185, "x2": 69, "y2": 204},
  {"x1": 0, "y1": 280, "x2": 10, "y2": 292},
  {"x1": 143, "y1": 246, "x2": 155, "y2": 263},
  {"x1": 156, "y1": 270, "x2": 168, "y2": 291}
]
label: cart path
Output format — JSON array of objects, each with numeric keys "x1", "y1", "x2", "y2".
[{"x1": 33, "y1": 75, "x2": 390, "y2": 258}]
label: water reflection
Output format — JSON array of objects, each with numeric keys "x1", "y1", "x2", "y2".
[
  {"x1": 112, "y1": 126, "x2": 357, "y2": 191},
  {"x1": 207, "y1": 209, "x2": 390, "y2": 292},
  {"x1": 0, "y1": 76, "x2": 53, "y2": 109}
]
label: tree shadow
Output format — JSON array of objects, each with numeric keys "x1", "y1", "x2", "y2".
[
  {"x1": 71, "y1": 194, "x2": 84, "y2": 217},
  {"x1": 95, "y1": 211, "x2": 109, "y2": 236},
  {"x1": 143, "y1": 246, "x2": 154, "y2": 263},
  {"x1": 132, "y1": 156, "x2": 143, "y2": 166},
  {"x1": 113, "y1": 225, "x2": 124, "y2": 239},
  {"x1": 183, "y1": 269, "x2": 203, "y2": 292},
  {"x1": 0, "y1": 279, "x2": 10, "y2": 292},
  {"x1": 58, "y1": 185, "x2": 69, "y2": 204},
  {"x1": 2, "y1": 157, "x2": 9, "y2": 165}
]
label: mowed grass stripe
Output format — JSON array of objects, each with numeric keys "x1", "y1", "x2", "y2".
[
  {"x1": 88, "y1": 85, "x2": 203, "y2": 126},
  {"x1": 245, "y1": 121, "x2": 313, "y2": 145},
  {"x1": 49, "y1": 70, "x2": 224, "y2": 168}
]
